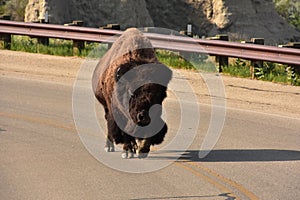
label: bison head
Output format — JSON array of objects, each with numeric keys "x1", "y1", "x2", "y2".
[{"x1": 112, "y1": 58, "x2": 172, "y2": 157}]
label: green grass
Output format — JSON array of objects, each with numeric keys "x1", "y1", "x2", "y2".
[
  {"x1": 222, "y1": 59, "x2": 251, "y2": 78},
  {"x1": 222, "y1": 59, "x2": 300, "y2": 86},
  {"x1": 155, "y1": 50, "x2": 194, "y2": 70},
  {"x1": 10, "y1": 35, "x2": 108, "y2": 57},
  {"x1": 156, "y1": 50, "x2": 218, "y2": 72},
  {"x1": 2, "y1": 36, "x2": 299, "y2": 86},
  {"x1": 255, "y1": 62, "x2": 300, "y2": 86}
]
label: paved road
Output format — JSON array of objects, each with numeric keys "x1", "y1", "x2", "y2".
[{"x1": 1, "y1": 76, "x2": 300, "y2": 200}]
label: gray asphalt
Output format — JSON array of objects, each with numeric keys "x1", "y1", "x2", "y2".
[{"x1": 1, "y1": 76, "x2": 300, "y2": 200}]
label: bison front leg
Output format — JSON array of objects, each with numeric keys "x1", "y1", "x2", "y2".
[
  {"x1": 105, "y1": 113, "x2": 119, "y2": 153},
  {"x1": 135, "y1": 138, "x2": 151, "y2": 158},
  {"x1": 136, "y1": 123, "x2": 168, "y2": 158},
  {"x1": 104, "y1": 135, "x2": 115, "y2": 152},
  {"x1": 121, "y1": 135, "x2": 137, "y2": 159}
]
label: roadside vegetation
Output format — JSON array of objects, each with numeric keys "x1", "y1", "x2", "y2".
[
  {"x1": 10, "y1": 35, "x2": 107, "y2": 57},
  {"x1": 222, "y1": 59, "x2": 300, "y2": 86},
  {"x1": 273, "y1": 0, "x2": 300, "y2": 31},
  {"x1": 0, "y1": 0, "x2": 28, "y2": 21},
  {"x1": 2, "y1": 35, "x2": 300, "y2": 86}
]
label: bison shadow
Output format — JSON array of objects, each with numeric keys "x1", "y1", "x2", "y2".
[{"x1": 149, "y1": 149, "x2": 300, "y2": 162}]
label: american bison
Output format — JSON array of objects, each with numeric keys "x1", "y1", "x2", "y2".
[{"x1": 92, "y1": 28, "x2": 172, "y2": 158}]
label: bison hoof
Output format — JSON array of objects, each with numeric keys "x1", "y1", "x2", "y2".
[
  {"x1": 104, "y1": 146, "x2": 115, "y2": 152},
  {"x1": 137, "y1": 153, "x2": 148, "y2": 159},
  {"x1": 104, "y1": 140, "x2": 115, "y2": 152},
  {"x1": 121, "y1": 151, "x2": 134, "y2": 159}
]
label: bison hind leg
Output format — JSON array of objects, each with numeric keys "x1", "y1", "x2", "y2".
[{"x1": 104, "y1": 137, "x2": 115, "y2": 152}]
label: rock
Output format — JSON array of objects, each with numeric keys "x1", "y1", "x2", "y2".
[
  {"x1": 220, "y1": 0, "x2": 300, "y2": 45},
  {"x1": 25, "y1": 0, "x2": 153, "y2": 28},
  {"x1": 25, "y1": 0, "x2": 48, "y2": 23},
  {"x1": 24, "y1": 0, "x2": 299, "y2": 44},
  {"x1": 146, "y1": 0, "x2": 300, "y2": 44}
]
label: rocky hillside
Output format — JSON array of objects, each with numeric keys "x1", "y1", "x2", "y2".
[
  {"x1": 24, "y1": 0, "x2": 300, "y2": 44},
  {"x1": 25, "y1": 0, "x2": 153, "y2": 28}
]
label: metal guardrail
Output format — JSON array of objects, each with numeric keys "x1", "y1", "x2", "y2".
[
  {"x1": 0, "y1": 20, "x2": 121, "y2": 42},
  {"x1": 1, "y1": 20, "x2": 300, "y2": 66}
]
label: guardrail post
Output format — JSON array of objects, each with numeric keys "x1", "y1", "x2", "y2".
[
  {"x1": 0, "y1": 16, "x2": 11, "y2": 49},
  {"x1": 0, "y1": 15, "x2": 11, "y2": 20},
  {"x1": 104, "y1": 24, "x2": 120, "y2": 30},
  {"x1": 0, "y1": 33, "x2": 11, "y2": 49},
  {"x1": 65, "y1": 20, "x2": 85, "y2": 56},
  {"x1": 209, "y1": 34, "x2": 229, "y2": 72},
  {"x1": 250, "y1": 38, "x2": 265, "y2": 79},
  {"x1": 279, "y1": 42, "x2": 300, "y2": 49},
  {"x1": 34, "y1": 20, "x2": 50, "y2": 53},
  {"x1": 100, "y1": 24, "x2": 120, "y2": 49},
  {"x1": 250, "y1": 38, "x2": 264, "y2": 79},
  {"x1": 37, "y1": 37, "x2": 49, "y2": 46},
  {"x1": 73, "y1": 21, "x2": 85, "y2": 56},
  {"x1": 73, "y1": 40, "x2": 85, "y2": 55}
]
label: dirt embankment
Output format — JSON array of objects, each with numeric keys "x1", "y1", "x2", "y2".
[{"x1": 1, "y1": 49, "x2": 299, "y2": 119}]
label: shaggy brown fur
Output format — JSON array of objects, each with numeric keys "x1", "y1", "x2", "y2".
[{"x1": 92, "y1": 28, "x2": 172, "y2": 158}]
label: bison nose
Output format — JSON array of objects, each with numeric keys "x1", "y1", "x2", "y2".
[{"x1": 137, "y1": 110, "x2": 150, "y2": 126}]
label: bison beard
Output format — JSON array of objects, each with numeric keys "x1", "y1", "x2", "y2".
[{"x1": 92, "y1": 28, "x2": 172, "y2": 159}]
